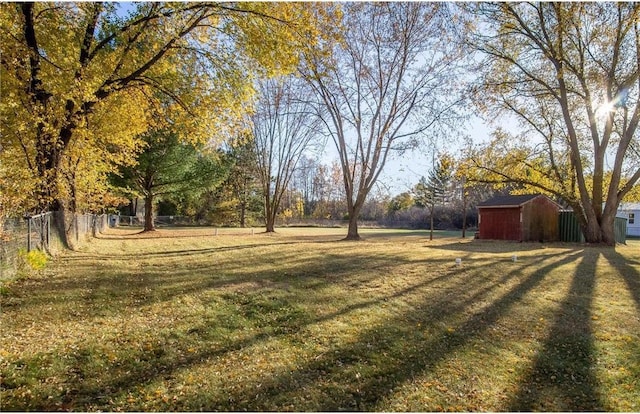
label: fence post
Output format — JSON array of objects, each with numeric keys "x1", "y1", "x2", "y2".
[
  {"x1": 39, "y1": 214, "x2": 45, "y2": 251},
  {"x1": 75, "y1": 214, "x2": 79, "y2": 245},
  {"x1": 26, "y1": 216, "x2": 32, "y2": 252},
  {"x1": 46, "y1": 213, "x2": 50, "y2": 248}
]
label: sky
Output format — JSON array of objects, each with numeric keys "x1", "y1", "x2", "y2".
[
  {"x1": 112, "y1": 2, "x2": 516, "y2": 197},
  {"x1": 376, "y1": 115, "x2": 497, "y2": 196},
  {"x1": 321, "y1": 113, "x2": 517, "y2": 198}
]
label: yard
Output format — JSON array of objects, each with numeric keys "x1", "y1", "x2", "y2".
[{"x1": 1, "y1": 227, "x2": 639, "y2": 411}]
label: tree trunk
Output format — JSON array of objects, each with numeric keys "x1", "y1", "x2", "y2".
[
  {"x1": 265, "y1": 216, "x2": 276, "y2": 233},
  {"x1": 599, "y1": 210, "x2": 617, "y2": 246},
  {"x1": 346, "y1": 214, "x2": 361, "y2": 240},
  {"x1": 57, "y1": 202, "x2": 77, "y2": 251},
  {"x1": 263, "y1": 188, "x2": 276, "y2": 233},
  {"x1": 582, "y1": 220, "x2": 601, "y2": 244},
  {"x1": 344, "y1": 201, "x2": 363, "y2": 240},
  {"x1": 429, "y1": 209, "x2": 434, "y2": 241},
  {"x1": 264, "y1": 200, "x2": 276, "y2": 233},
  {"x1": 239, "y1": 201, "x2": 246, "y2": 228},
  {"x1": 577, "y1": 204, "x2": 617, "y2": 246},
  {"x1": 462, "y1": 188, "x2": 467, "y2": 238},
  {"x1": 144, "y1": 194, "x2": 155, "y2": 231}
]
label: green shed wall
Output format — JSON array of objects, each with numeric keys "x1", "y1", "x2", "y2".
[
  {"x1": 558, "y1": 211, "x2": 627, "y2": 244},
  {"x1": 614, "y1": 217, "x2": 627, "y2": 244},
  {"x1": 559, "y1": 211, "x2": 585, "y2": 243}
]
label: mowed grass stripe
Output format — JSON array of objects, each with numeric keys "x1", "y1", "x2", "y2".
[{"x1": 1, "y1": 227, "x2": 638, "y2": 411}]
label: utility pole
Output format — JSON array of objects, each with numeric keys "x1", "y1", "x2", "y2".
[
  {"x1": 461, "y1": 176, "x2": 467, "y2": 238},
  {"x1": 429, "y1": 146, "x2": 435, "y2": 241}
]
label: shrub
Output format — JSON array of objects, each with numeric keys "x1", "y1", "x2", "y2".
[{"x1": 17, "y1": 248, "x2": 48, "y2": 277}]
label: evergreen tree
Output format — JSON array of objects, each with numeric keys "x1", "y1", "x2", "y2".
[
  {"x1": 414, "y1": 154, "x2": 454, "y2": 240},
  {"x1": 113, "y1": 130, "x2": 225, "y2": 231}
]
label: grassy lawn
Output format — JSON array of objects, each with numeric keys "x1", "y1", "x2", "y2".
[{"x1": 1, "y1": 227, "x2": 639, "y2": 411}]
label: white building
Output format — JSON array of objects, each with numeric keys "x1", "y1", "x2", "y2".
[{"x1": 617, "y1": 202, "x2": 640, "y2": 237}]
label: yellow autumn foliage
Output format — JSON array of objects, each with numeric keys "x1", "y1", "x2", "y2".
[
  {"x1": 459, "y1": 129, "x2": 575, "y2": 200},
  {"x1": 0, "y1": 2, "x2": 338, "y2": 218}
]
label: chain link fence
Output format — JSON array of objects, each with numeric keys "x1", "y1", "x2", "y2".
[
  {"x1": 115, "y1": 215, "x2": 201, "y2": 227},
  {"x1": 1, "y1": 217, "x2": 28, "y2": 280},
  {"x1": 0, "y1": 212, "x2": 108, "y2": 280},
  {"x1": 114, "y1": 216, "x2": 380, "y2": 228}
]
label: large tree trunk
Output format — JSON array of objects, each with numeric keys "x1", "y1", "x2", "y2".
[
  {"x1": 263, "y1": 190, "x2": 277, "y2": 233},
  {"x1": 239, "y1": 201, "x2": 247, "y2": 228},
  {"x1": 346, "y1": 214, "x2": 361, "y2": 240},
  {"x1": 582, "y1": 220, "x2": 603, "y2": 244},
  {"x1": 589, "y1": 208, "x2": 618, "y2": 246},
  {"x1": 265, "y1": 216, "x2": 276, "y2": 233},
  {"x1": 576, "y1": 203, "x2": 617, "y2": 246},
  {"x1": 600, "y1": 212, "x2": 616, "y2": 246},
  {"x1": 144, "y1": 194, "x2": 155, "y2": 231},
  {"x1": 57, "y1": 202, "x2": 78, "y2": 251},
  {"x1": 344, "y1": 203, "x2": 362, "y2": 241}
]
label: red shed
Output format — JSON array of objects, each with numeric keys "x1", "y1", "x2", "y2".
[{"x1": 477, "y1": 194, "x2": 560, "y2": 242}]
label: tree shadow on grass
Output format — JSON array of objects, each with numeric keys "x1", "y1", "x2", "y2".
[
  {"x1": 432, "y1": 239, "x2": 585, "y2": 255},
  {"x1": 13, "y1": 243, "x2": 568, "y2": 323},
  {"x1": 0, "y1": 252, "x2": 458, "y2": 409},
  {"x1": 59, "y1": 240, "x2": 308, "y2": 261},
  {"x1": 7, "y1": 235, "x2": 609, "y2": 412},
  {"x1": 599, "y1": 247, "x2": 640, "y2": 403},
  {"x1": 1, "y1": 249, "x2": 576, "y2": 411},
  {"x1": 507, "y1": 250, "x2": 602, "y2": 411},
  {"x1": 181, "y1": 251, "x2": 584, "y2": 411},
  {"x1": 2, "y1": 248, "x2": 395, "y2": 319},
  {"x1": 601, "y1": 248, "x2": 640, "y2": 314}
]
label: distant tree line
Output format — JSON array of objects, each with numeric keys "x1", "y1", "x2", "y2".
[{"x1": 115, "y1": 146, "x2": 534, "y2": 235}]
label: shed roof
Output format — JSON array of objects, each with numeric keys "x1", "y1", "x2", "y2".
[{"x1": 477, "y1": 194, "x2": 544, "y2": 208}]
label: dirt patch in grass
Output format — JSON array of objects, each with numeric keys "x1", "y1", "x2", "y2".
[{"x1": 1, "y1": 228, "x2": 638, "y2": 411}]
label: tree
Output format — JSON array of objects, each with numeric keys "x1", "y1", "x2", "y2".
[
  {"x1": 224, "y1": 136, "x2": 262, "y2": 228},
  {"x1": 113, "y1": 130, "x2": 224, "y2": 231},
  {"x1": 414, "y1": 153, "x2": 454, "y2": 240},
  {"x1": 0, "y1": 2, "x2": 325, "y2": 244},
  {"x1": 622, "y1": 183, "x2": 640, "y2": 202},
  {"x1": 290, "y1": 155, "x2": 321, "y2": 216},
  {"x1": 301, "y1": 2, "x2": 465, "y2": 240},
  {"x1": 251, "y1": 75, "x2": 321, "y2": 233},
  {"x1": 467, "y1": 3, "x2": 640, "y2": 245},
  {"x1": 416, "y1": 153, "x2": 455, "y2": 207},
  {"x1": 455, "y1": 172, "x2": 471, "y2": 238},
  {"x1": 387, "y1": 192, "x2": 414, "y2": 215}
]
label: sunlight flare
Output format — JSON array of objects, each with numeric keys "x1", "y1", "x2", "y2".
[{"x1": 594, "y1": 99, "x2": 616, "y2": 121}]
